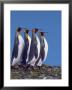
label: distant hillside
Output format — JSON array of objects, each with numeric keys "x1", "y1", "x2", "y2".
[{"x1": 11, "y1": 64, "x2": 61, "y2": 79}]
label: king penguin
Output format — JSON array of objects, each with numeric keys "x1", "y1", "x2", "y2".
[
  {"x1": 36, "y1": 32, "x2": 48, "y2": 69},
  {"x1": 21, "y1": 29, "x2": 31, "y2": 66},
  {"x1": 27, "y1": 28, "x2": 40, "y2": 69},
  {"x1": 11, "y1": 27, "x2": 24, "y2": 67}
]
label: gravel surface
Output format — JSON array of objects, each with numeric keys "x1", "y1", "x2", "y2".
[{"x1": 11, "y1": 64, "x2": 61, "y2": 79}]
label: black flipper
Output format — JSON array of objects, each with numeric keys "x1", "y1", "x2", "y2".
[
  {"x1": 11, "y1": 35, "x2": 19, "y2": 64},
  {"x1": 21, "y1": 36, "x2": 29, "y2": 65}
]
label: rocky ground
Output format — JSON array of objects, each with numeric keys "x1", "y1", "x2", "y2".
[{"x1": 11, "y1": 64, "x2": 61, "y2": 79}]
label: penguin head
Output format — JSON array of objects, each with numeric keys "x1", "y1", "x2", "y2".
[
  {"x1": 23, "y1": 28, "x2": 29, "y2": 34},
  {"x1": 16, "y1": 27, "x2": 22, "y2": 32},
  {"x1": 32, "y1": 28, "x2": 38, "y2": 33},
  {"x1": 16, "y1": 27, "x2": 22, "y2": 36},
  {"x1": 25, "y1": 30, "x2": 29, "y2": 39},
  {"x1": 40, "y1": 32, "x2": 45, "y2": 36},
  {"x1": 25, "y1": 30, "x2": 29, "y2": 34}
]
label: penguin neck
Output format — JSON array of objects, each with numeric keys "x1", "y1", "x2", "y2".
[
  {"x1": 32, "y1": 32, "x2": 37, "y2": 36},
  {"x1": 16, "y1": 33, "x2": 20, "y2": 38},
  {"x1": 41, "y1": 36, "x2": 44, "y2": 38},
  {"x1": 24, "y1": 33, "x2": 29, "y2": 43},
  {"x1": 18, "y1": 34, "x2": 22, "y2": 39},
  {"x1": 41, "y1": 36, "x2": 44, "y2": 42},
  {"x1": 25, "y1": 33, "x2": 29, "y2": 38},
  {"x1": 18, "y1": 33, "x2": 21, "y2": 37}
]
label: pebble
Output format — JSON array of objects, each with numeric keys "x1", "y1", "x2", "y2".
[{"x1": 11, "y1": 64, "x2": 61, "y2": 79}]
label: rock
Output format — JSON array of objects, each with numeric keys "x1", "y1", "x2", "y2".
[{"x1": 11, "y1": 64, "x2": 61, "y2": 79}]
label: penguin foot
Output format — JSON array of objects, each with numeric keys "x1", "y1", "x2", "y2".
[
  {"x1": 11, "y1": 65, "x2": 19, "y2": 69},
  {"x1": 17, "y1": 64, "x2": 26, "y2": 70},
  {"x1": 38, "y1": 66, "x2": 41, "y2": 70},
  {"x1": 24, "y1": 64, "x2": 30, "y2": 71},
  {"x1": 22, "y1": 65, "x2": 26, "y2": 71},
  {"x1": 11, "y1": 66, "x2": 15, "y2": 69},
  {"x1": 18, "y1": 65, "x2": 23, "y2": 68},
  {"x1": 23, "y1": 65, "x2": 26, "y2": 68},
  {"x1": 31, "y1": 66, "x2": 35, "y2": 71}
]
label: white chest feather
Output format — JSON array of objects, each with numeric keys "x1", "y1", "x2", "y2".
[
  {"x1": 12, "y1": 35, "x2": 24, "y2": 66},
  {"x1": 26, "y1": 35, "x2": 31, "y2": 62},
  {"x1": 43, "y1": 37, "x2": 48, "y2": 62},
  {"x1": 18, "y1": 35, "x2": 24, "y2": 46},
  {"x1": 36, "y1": 35, "x2": 40, "y2": 59},
  {"x1": 28, "y1": 35, "x2": 40, "y2": 66}
]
